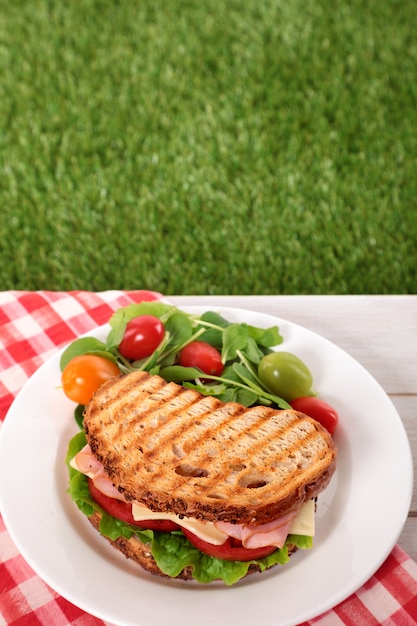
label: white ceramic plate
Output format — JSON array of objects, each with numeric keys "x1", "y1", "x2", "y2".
[{"x1": 0, "y1": 307, "x2": 413, "y2": 626}]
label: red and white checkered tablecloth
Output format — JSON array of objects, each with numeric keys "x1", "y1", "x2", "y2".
[{"x1": 1, "y1": 291, "x2": 417, "y2": 626}]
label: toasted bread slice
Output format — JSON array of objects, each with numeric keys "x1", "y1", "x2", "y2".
[{"x1": 84, "y1": 371, "x2": 337, "y2": 525}]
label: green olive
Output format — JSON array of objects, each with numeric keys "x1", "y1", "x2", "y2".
[{"x1": 258, "y1": 351, "x2": 313, "y2": 402}]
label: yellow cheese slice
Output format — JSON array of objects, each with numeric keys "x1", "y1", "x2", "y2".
[
  {"x1": 288, "y1": 498, "x2": 315, "y2": 537},
  {"x1": 131, "y1": 502, "x2": 228, "y2": 544}
]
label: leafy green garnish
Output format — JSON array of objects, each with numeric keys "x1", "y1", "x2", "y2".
[
  {"x1": 159, "y1": 365, "x2": 204, "y2": 382},
  {"x1": 222, "y1": 324, "x2": 250, "y2": 363},
  {"x1": 60, "y1": 337, "x2": 115, "y2": 371},
  {"x1": 61, "y1": 303, "x2": 288, "y2": 409},
  {"x1": 195, "y1": 311, "x2": 229, "y2": 347},
  {"x1": 74, "y1": 404, "x2": 85, "y2": 429}
]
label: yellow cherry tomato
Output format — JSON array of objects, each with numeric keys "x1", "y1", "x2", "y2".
[{"x1": 62, "y1": 354, "x2": 120, "y2": 405}]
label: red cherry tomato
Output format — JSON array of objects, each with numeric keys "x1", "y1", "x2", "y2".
[
  {"x1": 118, "y1": 315, "x2": 165, "y2": 360},
  {"x1": 88, "y1": 479, "x2": 179, "y2": 532},
  {"x1": 182, "y1": 528, "x2": 277, "y2": 561},
  {"x1": 179, "y1": 341, "x2": 224, "y2": 376},
  {"x1": 290, "y1": 396, "x2": 339, "y2": 435},
  {"x1": 62, "y1": 355, "x2": 120, "y2": 405}
]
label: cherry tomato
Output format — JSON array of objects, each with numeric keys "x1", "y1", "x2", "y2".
[
  {"x1": 179, "y1": 341, "x2": 224, "y2": 376},
  {"x1": 88, "y1": 479, "x2": 179, "y2": 532},
  {"x1": 118, "y1": 315, "x2": 165, "y2": 361},
  {"x1": 290, "y1": 396, "x2": 339, "y2": 435},
  {"x1": 62, "y1": 355, "x2": 120, "y2": 405},
  {"x1": 258, "y1": 351, "x2": 313, "y2": 401},
  {"x1": 182, "y1": 528, "x2": 277, "y2": 561}
]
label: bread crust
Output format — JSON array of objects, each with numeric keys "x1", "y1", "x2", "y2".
[
  {"x1": 88, "y1": 512, "x2": 298, "y2": 581},
  {"x1": 84, "y1": 371, "x2": 337, "y2": 525}
]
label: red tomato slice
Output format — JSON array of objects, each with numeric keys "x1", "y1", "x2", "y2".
[
  {"x1": 290, "y1": 396, "x2": 339, "y2": 435},
  {"x1": 87, "y1": 479, "x2": 179, "y2": 532},
  {"x1": 179, "y1": 341, "x2": 224, "y2": 376},
  {"x1": 182, "y1": 528, "x2": 277, "y2": 561}
]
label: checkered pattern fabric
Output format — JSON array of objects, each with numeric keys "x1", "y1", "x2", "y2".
[{"x1": 1, "y1": 291, "x2": 416, "y2": 625}]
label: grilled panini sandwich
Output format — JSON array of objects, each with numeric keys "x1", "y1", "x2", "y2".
[{"x1": 71, "y1": 370, "x2": 337, "y2": 582}]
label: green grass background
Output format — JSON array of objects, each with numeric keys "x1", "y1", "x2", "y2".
[{"x1": 1, "y1": 0, "x2": 416, "y2": 294}]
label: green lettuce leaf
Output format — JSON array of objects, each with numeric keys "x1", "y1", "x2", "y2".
[
  {"x1": 66, "y1": 431, "x2": 153, "y2": 543},
  {"x1": 151, "y1": 531, "x2": 291, "y2": 585},
  {"x1": 66, "y1": 432, "x2": 312, "y2": 585}
]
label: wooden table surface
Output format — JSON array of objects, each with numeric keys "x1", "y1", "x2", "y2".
[{"x1": 170, "y1": 295, "x2": 417, "y2": 562}]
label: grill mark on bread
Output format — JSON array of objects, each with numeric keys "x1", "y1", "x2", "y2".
[
  {"x1": 188, "y1": 420, "x2": 328, "y2": 502},
  {"x1": 84, "y1": 370, "x2": 337, "y2": 524},
  {"x1": 133, "y1": 392, "x2": 223, "y2": 460},
  {"x1": 143, "y1": 402, "x2": 247, "y2": 468},
  {"x1": 146, "y1": 406, "x2": 317, "y2": 496},
  {"x1": 144, "y1": 407, "x2": 322, "y2": 498}
]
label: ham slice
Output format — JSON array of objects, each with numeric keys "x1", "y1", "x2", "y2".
[
  {"x1": 92, "y1": 468, "x2": 128, "y2": 502},
  {"x1": 74, "y1": 445, "x2": 127, "y2": 502},
  {"x1": 215, "y1": 508, "x2": 300, "y2": 549},
  {"x1": 74, "y1": 444, "x2": 103, "y2": 476}
]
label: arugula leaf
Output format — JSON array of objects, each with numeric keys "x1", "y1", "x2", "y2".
[
  {"x1": 156, "y1": 311, "x2": 201, "y2": 366},
  {"x1": 183, "y1": 381, "x2": 227, "y2": 396},
  {"x1": 220, "y1": 322, "x2": 281, "y2": 365},
  {"x1": 74, "y1": 404, "x2": 85, "y2": 428},
  {"x1": 159, "y1": 364, "x2": 290, "y2": 408},
  {"x1": 220, "y1": 363, "x2": 242, "y2": 382},
  {"x1": 195, "y1": 311, "x2": 230, "y2": 348},
  {"x1": 219, "y1": 386, "x2": 259, "y2": 406},
  {"x1": 59, "y1": 337, "x2": 113, "y2": 371},
  {"x1": 164, "y1": 311, "x2": 193, "y2": 348},
  {"x1": 159, "y1": 365, "x2": 205, "y2": 382},
  {"x1": 215, "y1": 386, "x2": 239, "y2": 403},
  {"x1": 66, "y1": 429, "x2": 87, "y2": 464},
  {"x1": 232, "y1": 361, "x2": 260, "y2": 386},
  {"x1": 199, "y1": 311, "x2": 230, "y2": 328},
  {"x1": 221, "y1": 324, "x2": 249, "y2": 363},
  {"x1": 247, "y1": 325, "x2": 283, "y2": 348},
  {"x1": 230, "y1": 363, "x2": 290, "y2": 408},
  {"x1": 240, "y1": 336, "x2": 266, "y2": 364}
]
